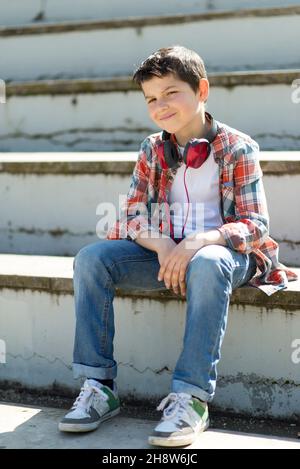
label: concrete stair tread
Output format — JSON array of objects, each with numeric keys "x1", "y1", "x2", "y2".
[
  {"x1": 1, "y1": 7, "x2": 299, "y2": 83},
  {"x1": 2, "y1": 1, "x2": 300, "y2": 28},
  {"x1": 1, "y1": 5, "x2": 300, "y2": 37},
  {"x1": 2, "y1": 73, "x2": 299, "y2": 152},
  {"x1": 1, "y1": 254, "x2": 299, "y2": 416},
  {"x1": 0, "y1": 253, "x2": 299, "y2": 308},
  {"x1": 0, "y1": 401, "x2": 299, "y2": 449},
  {"x1": 6, "y1": 70, "x2": 300, "y2": 93},
  {"x1": 1, "y1": 152, "x2": 300, "y2": 176},
  {"x1": 1, "y1": 151, "x2": 300, "y2": 161}
]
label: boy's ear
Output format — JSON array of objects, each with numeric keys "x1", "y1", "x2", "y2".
[{"x1": 199, "y1": 78, "x2": 209, "y2": 103}]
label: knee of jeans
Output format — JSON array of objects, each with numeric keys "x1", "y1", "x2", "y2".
[
  {"x1": 73, "y1": 245, "x2": 99, "y2": 276},
  {"x1": 187, "y1": 246, "x2": 233, "y2": 284}
]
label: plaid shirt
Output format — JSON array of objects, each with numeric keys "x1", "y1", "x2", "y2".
[{"x1": 106, "y1": 118, "x2": 298, "y2": 295}]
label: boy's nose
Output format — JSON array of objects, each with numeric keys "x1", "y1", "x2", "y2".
[{"x1": 156, "y1": 102, "x2": 170, "y2": 116}]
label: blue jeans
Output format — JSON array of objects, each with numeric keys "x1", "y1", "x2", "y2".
[{"x1": 72, "y1": 239, "x2": 256, "y2": 402}]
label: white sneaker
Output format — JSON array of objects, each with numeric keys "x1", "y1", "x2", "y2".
[
  {"x1": 148, "y1": 392, "x2": 209, "y2": 447},
  {"x1": 58, "y1": 379, "x2": 120, "y2": 432}
]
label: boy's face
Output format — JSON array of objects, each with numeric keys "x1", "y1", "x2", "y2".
[{"x1": 141, "y1": 73, "x2": 208, "y2": 140}]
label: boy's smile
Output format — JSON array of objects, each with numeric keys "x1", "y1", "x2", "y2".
[{"x1": 141, "y1": 73, "x2": 209, "y2": 146}]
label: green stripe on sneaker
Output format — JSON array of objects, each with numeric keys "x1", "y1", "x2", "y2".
[
  {"x1": 191, "y1": 398, "x2": 208, "y2": 422},
  {"x1": 102, "y1": 386, "x2": 120, "y2": 411}
]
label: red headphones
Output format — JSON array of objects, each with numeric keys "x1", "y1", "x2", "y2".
[
  {"x1": 156, "y1": 112, "x2": 218, "y2": 170},
  {"x1": 155, "y1": 112, "x2": 218, "y2": 241}
]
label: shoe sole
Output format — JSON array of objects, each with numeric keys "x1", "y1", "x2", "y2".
[
  {"x1": 58, "y1": 407, "x2": 120, "y2": 433},
  {"x1": 148, "y1": 419, "x2": 209, "y2": 447}
]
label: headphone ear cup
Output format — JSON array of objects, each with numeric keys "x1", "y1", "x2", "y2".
[
  {"x1": 185, "y1": 140, "x2": 210, "y2": 168},
  {"x1": 164, "y1": 140, "x2": 180, "y2": 169}
]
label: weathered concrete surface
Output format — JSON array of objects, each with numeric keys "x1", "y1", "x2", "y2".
[
  {"x1": 5, "y1": 71, "x2": 300, "y2": 97},
  {"x1": 1, "y1": 6, "x2": 300, "y2": 37},
  {"x1": 1, "y1": 9, "x2": 299, "y2": 82},
  {"x1": 2, "y1": 72, "x2": 300, "y2": 152},
  {"x1": 0, "y1": 153, "x2": 299, "y2": 263},
  {"x1": 0, "y1": 253, "x2": 299, "y2": 306},
  {"x1": 0, "y1": 402, "x2": 299, "y2": 449},
  {"x1": 1, "y1": 150, "x2": 300, "y2": 174},
  {"x1": 0, "y1": 254, "x2": 299, "y2": 419},
  {"x1": 2, "y1": 1, "x2": 300, "y2": 26}
]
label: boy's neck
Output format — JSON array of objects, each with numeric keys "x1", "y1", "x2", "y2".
[{"x1": 174, "y1": 112, "x2": 211, "y2": 147}]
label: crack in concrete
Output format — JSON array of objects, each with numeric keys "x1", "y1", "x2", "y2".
[
  {"x1": 0, "y1": 126, "x2": 153, "y2": 140},
  {"x1": 6, "y1": 352, "x2": 72, "y2": 369},
  {"x1": 118, "y1": 362, "x2": 171, "y2": 375},
  {"x1": 3, "y1": 227, "x2": 95, "y2": 237},
  {"x1": 1, "y1": 130, "x2": 299, "y2": 151},
  {"x1": 255, "y1": 133, "x2": 300, "y2": 141},
  {"x1": 274, "y1": 239, "x2": 300, "y2": 246},
  {"x1": 0, "y1": 127, "x2": 154, "y2": 150}
]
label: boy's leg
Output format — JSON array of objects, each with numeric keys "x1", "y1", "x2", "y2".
[
  {"x1": 172, "y1": 244, "x2": 257, "y2": 402},
  {"x1": 148, "y1": 244, "x2": 256, "y2": 446},
  {"x1": 72, "y1": 238, "x2": 165, "y2": 380},
  {"x1": 59, "y1": 238, "x2": 165, "y2": 433}
]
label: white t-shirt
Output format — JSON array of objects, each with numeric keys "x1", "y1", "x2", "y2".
[{"x1": 167, "y1": 145, "x2": 223, "y2": 238}]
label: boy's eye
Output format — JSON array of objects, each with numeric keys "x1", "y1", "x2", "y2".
[{"x1": 147, "y1": 91, "x2": 177, "y2": 104}]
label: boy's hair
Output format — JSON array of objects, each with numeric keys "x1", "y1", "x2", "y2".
[{"x1": 132, "y1": 45, "x2": 207, "y2": 95}]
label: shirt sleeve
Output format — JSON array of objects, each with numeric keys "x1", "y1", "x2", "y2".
[
  {"x1": 106, "y1": 139, "x2": 153, "y2": 241},
  {"x1": 218, "y1": 143, "x2": 270, "y2": 254}
]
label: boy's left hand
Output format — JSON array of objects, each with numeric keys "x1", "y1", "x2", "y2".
[{"x1": 157, "y1": 235, "x2": 205, "y2": 296}]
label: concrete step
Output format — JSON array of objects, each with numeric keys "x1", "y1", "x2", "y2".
[
  {"x1": 0, "y1": 254, "x2": 299, "y2": 419},
  {"x1": 0, "y1": 152, "x2": 299, "y2": 265},
  {"x1": 0, "y1": 402, "x2": 299, "y2": 449},
  {"x1": 2, "y1": 0, "x2": 300, "y2": 27},
  {"x1": 2, "y1": 71, "x2": 300, "y2": 152},
  {"x1": 0, "y1": 7, "x2": 299, "y2": 82}
]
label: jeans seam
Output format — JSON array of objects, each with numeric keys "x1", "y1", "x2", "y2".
[
  {"x1": 206, "y1": 280, "x2": 231, "y2": 396},
  {"x1": 97, "y1": 261, "x2": 114, "y2": 357}
]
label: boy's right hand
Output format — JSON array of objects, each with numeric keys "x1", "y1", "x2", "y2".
[
  {"x1": 156, "y1": 238, "x2": 177, "y2": 266},
  {"x1": 156, "y1": 239, "x2": 179, "y2": 292}
]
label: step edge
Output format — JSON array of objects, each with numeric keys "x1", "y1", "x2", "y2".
[
  {"x1": 1, "y1": 5, "x2": 300, "y2": 37},
  {"x1": 5, "y1": 70, "x2": 300, "y2": 97}
]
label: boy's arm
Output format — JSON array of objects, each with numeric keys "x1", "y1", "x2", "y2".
[
  {"x1": 107, "y1": 139, "x2": 153, "y2": 241},
  {"x1": 135, "y1": 229, "x2": 175, "y2": 253},
  {"x1": 185, "y1": 229, "x2": 226, "y2": 248},
  {"x1": 107, "y1": 137, "x2": 177, "y2": 253},
  {"x1": 217, "y1": 144, "x2": 269, "y2": 254}
]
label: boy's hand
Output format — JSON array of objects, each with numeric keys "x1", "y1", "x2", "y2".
[
  {"x1": 157, "y1": 235, "x2": 205, "y2": 296},
  {"x1": 156, "y1": 238, "x2": 177, "y2": 270}
]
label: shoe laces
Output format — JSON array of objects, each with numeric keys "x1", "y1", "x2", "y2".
[
  {"x1": 71, "y1": 382, "x2": 109, "y2": 412},
  {"x1": 157, "y1": 392, "x2": 192, "y2": 420}
]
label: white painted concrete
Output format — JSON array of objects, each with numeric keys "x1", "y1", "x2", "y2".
[
  {"x1": 0, "y1": 154, "x2": 299, "y2": 264},
  {"x1": 0, "y1": 403, "x2": 299, "y2": 449},
  {"x1": 0, "y1": 260, "x2": 299, "y2": 418},
  {"x1": 264, "y1": 174, "x2": 300, "y2": 263},
  {"x1": 1, "y1": 82, "x2": 300, "y2": 151},
  {"x1": 1, "y1": 14, "x2": 299, "y2": 82},
  {"x1": 2, "y1": 1, "x2": 300, "y2": 26},
  {"x1": 0, "y1": 0, "x2": 42, "y2": 27}
]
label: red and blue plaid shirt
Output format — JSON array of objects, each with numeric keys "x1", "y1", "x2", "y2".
[{"x1": 106, "y1": 118, "x2": 298, "y2": 295}]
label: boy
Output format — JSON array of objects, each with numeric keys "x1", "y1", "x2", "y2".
[{"x1": 59, "y1": 46, "x2": 297, "y2": 447}]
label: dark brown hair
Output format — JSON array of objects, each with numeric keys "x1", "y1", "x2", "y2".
[{"x1": 132, "y1": 45, "x2": 207, "y2": 94}]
